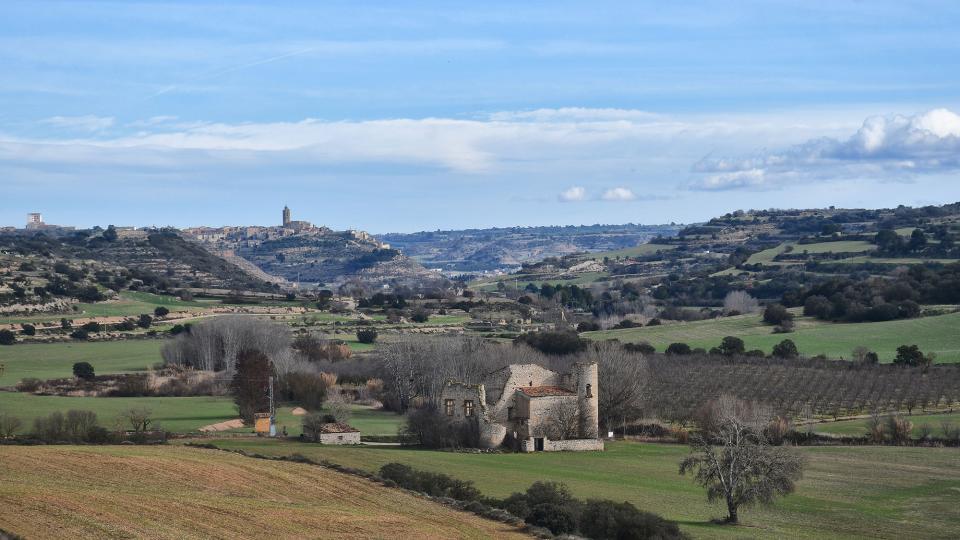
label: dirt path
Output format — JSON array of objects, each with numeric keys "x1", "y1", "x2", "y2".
[{"x1": 198, "y1": 419, "x2": 245, "y2": 432}]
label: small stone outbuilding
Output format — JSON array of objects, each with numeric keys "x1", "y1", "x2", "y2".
[{"x1": 316, "y1": 422, "x2": 361, "y2": 445}]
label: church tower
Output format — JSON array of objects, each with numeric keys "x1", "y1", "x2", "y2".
[{"x1": 282, "y1": 205, "x2": 291, "y2": 227}]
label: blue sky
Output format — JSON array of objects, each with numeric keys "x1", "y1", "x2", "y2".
[{"x1": 2, "y1": 1, "x2": 959, "y2": 232}]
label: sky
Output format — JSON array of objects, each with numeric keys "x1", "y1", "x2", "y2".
[{"x1": 1, "y1": 1, "x2": 959, "y2": 233}]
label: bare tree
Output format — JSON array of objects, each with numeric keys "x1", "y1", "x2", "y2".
[
  {"x1": 591, "y1": 342, "x2": 647, "y2": 432},
  {"x1": 325, "y1": 389, "x2": 352, "y2": 423},
  {"x1": 0, "y1": 413, "x2": 22, "y2": 438},
  {"x1": 542, "y1": 400, "x2": 580, "y2": 440},
  {"x1": 680, "y1": 395, "x2": 805, "y2": 524},
  {"x1": 161, "y1": 316, "x2": 294, "y2": 373},
  {"x1": 723, "y1": 291, "x2": 759, "y2": 314},
  {"x1": 118, "y1": 407, "x2": 155, "y2": 432}
]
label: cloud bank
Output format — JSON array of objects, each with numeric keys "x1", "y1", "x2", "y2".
[{"x1": 691, "y1": 108, "x2": 960, "y2": 190}]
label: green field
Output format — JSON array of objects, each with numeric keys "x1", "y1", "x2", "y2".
[
  {"x1": 811, "y1": 411, "x2": 960, "y2": 437},
  {"x1": 584, "y1": 311, "x2": 960, "y2": 362},
  {"x1": 232, "y1": 404, "x2": 404, "y2": 438},
  {"x1": 0, "y1": 392, "x2": 236, "y2": 433},
  {"x1": 0, "y1": 292, "x2": 217, "y2": 325},
  {"x1": 0, "y1": 339, "x2": 164, "y2": 386},
  {"x1": 202, "y1": 439, "x2": 960, "y2": 539}
]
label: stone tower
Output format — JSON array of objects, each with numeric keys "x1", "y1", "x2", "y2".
[
  {"x1": 282, "y1": 205, "x2": 291, "y2": 227},
  {"x1": 575, "y1": 362, "x2": 600, "y2": 438}
]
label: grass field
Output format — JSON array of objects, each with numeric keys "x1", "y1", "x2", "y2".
[
  {"x1": 811, "y1": 411, "x2": 960, "y2": 437},
  {"x1": 585, "y1": 311, "x2": 960, "y2": 363},
  {"x1": 0, "y1": 339, "x2": 164, "y2": 386},
  {"x1": 0, "y1": 392, "x2": 236, "y2": 433},
  {"x1": 0, "y1": 445, "x2": 525, "y2": 540},
  {"x1": 0, "y1": 292, "x2": 215, "y2": 325},
  {"x1": 232, "y1": 404, "x2": 404, "y2": 438},
  {"x1": 583, "y1": 243, "x2": 678, "y2": 260},
  {"x1": 202, "y1": 439, "x2": 960, "y2": 539}
]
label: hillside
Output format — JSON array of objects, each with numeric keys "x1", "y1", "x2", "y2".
[
  {"x1": 380, "y1": 223, "x2": 682, "y2": 272},
  {"x1": 0, "y1": 445, "x2": 527, "y2": 539}
]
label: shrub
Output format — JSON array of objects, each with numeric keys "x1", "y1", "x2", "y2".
[
  {"x1": 400, "y1": 407, "x2": 480, "y2": 449},
  {"x1": 623, "y1": 341, "x2": 655, "y2": 355},
  {"x1": 772, "y1": 339, "x2": 799, "y2": 359},
  {"x1": 410, "y1": 309, "x2": 430, "y2": 323},
  {"x1": 278, "y1": 371, "x2": 327, "y2": 410},
  {"x1": 763, "y1": 303, "x2": 794, "y2": 326},
  {"x1": 527, "y1": 503, "x2": 577, "y2": 535},
  {"x1": 114, "y1": 320, "x2": 136, "y2": 331},
  {"x1": 80, "y1": 321, "x2": 102, "y2": 333},
  {"x1": 110, "y1": 374, "x2": 152, "y2": 396},
  {"x1": 73, "y1": 361, "x2": 96, "y2": 380},
  {"x1": 69, "y1": 329, "x2": 89, "y2": 340},
  {"x1": 154, "y1": 306, "x2": 170, "y2": 317},
  {"x1": 137, "y1": 314, "x2": 153, "y2": 329},
  {"x1": 33, "y1": 411, "x2": 66, "y2": 442},
  {"x1": 893, "y1": 345, "x2": 931, "y2": 367},
  {"x1": 613, "y1": 319, "x2": 641, "y2": 329},
  {"x1": 579, "y1": 499, "x2": 686, "y2": 540},
  {"x1": 16, "y1": 378, "x2": 42, "y2": 392},
  {"x1": 646, "y1": 318, "x2": 661, "y2": 326},
  {"x1": 378, "y1": 462, "x2": 482, "y2": 501},
  {"x1": 0, "y1": 329, "x2": 16, "y2": 345},
  {"x1": 20, "y1": 324, "x2": 36, "y2": 336},
  {"x1": 665, "y1": 343, "x2": 692, "y2": 356},
  {"x1": 356, "y1": 328, "x2": 378, "y2": 344},
  {"x1": 301, "y1": 412, "x2": 327, "y2": 442},
  {"x1": 577, "y1": 321, "x2": 601, "y2": 333},
  {"x1": 514, "y1": 330, "x2": 587, "y2": 355},
  {"x1": 717, "y1": 336, "x2": 745, "y2": 356},
  {"x1": 886, "y1": 415, "x2": 913, "y2": 445},
  {"x1": 745, "y1": 349, "x2": 766, "y2": 357}
]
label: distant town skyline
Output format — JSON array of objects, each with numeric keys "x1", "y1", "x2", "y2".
[{"x1": 2, "y1": 1, "x2": 959, "y2": 232}]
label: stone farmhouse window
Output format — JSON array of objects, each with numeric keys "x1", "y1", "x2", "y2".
[
  {"x1": 586, "y1": 384, "x2": 593, "y2": 398},
  {"x1": 445, "y1": 399, "x2": 455, "y2": 416},
  {"x1": 464, "y1": 400, "x2": 475, "y2": 417}
]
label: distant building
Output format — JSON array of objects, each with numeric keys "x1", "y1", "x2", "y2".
[
  {"x1": 26, "y1": 213, "x2": 43, "y2": 229},
  {"x1": 314, "y1": 423, "x2": 361, "y2": 445},
  {"x1": 283, "y1": 205, "x2": 291, "y2": 227}
]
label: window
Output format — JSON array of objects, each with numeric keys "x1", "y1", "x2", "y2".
[
  {"x1": 337, "y1": 435, "x2": 343, "y2": 441},
  {"x1": 464, "y1": 400, "x2": 475, "y2": 417},
  {"x1": 586, "y1": 384, "x2": 593, "y2": 398},
  {"x1": 444, "y1": 399, "x2": 455, "y2": 416}
]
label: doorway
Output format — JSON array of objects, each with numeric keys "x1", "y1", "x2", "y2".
[{"x1": 534, "y1": 438, "x2": 544, "y2": 451}]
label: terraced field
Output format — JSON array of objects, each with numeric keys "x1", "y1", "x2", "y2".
[
  {"x1": 584, "y1": 311, "x2": 960, "y2": 362},
  {"x1": 0, "y1": 445, "x2": 525, "y2": 539},
  {"x1": 812, "y1": 411, "x2": 960, "y2": 437}
]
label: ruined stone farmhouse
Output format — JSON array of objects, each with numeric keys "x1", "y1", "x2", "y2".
[{"x1": 440, "y1": 362, "x2": 603, "y2": 452}]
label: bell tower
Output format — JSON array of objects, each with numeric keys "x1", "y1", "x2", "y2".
[{"x1": 282, "y1": 205, "x2": 291, "y2": 227}]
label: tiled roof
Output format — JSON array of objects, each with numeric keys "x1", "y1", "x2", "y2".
[
  {"x1": 319, "y1": 422, "x2": 360, "y2": 433},
  {"x1": 517, "y1": 386, "x2": 576, "y2": 398}
]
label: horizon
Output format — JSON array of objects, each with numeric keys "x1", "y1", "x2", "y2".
[{"x1": 3, "y1": 1, "x2": 960, "y2": 232}]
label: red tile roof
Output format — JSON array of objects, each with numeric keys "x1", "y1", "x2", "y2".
[{"x1": 517, "y1": 386, "x2": 575, "y2": 398}]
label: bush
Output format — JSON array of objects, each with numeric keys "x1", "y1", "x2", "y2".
[
  {"x1": 278, "y1": 371, "x2": 327, "y2": 410},
  {"x1": 356, "y1": 328, "x2": 378, "y2": 344},
  {"x1": 772, "y1": 339, "x2": 799, "y2": 359},
  {"x1": 114, "y1": 319, "x2": 136, "y2": 331},
  {"x1": 893, "y1": 344, "x2": 932, "y2": 367},
  {"x1": 514, "y1": 330, "x2": 587, "y2": 355},
  {"x1": 0, "y1": 413, "x2": 23, "y2": 438},
  {"x1": 410, "y1": 309, "x2": 430, "y2": 323},
  {"x1": 665, "y1": 343, "x2": 692, "y2": 356},
  {"x1": 137, "y1": 314, "x2": 153, "y2": 329},
  {"x1": 527, "y1": 503, "x2": 577, "y2": 535},
  {"x1": 623, "y1": 341, "x2": 655, "y2": 355},
  {"x1": 579, "y1": 499, "x2": 686, "y2": 540},
  {"x1": 21, "y1": 324, "x2": 36, "y2": 336},
  {"x1": 613, "y1": 319, "x2": 641, "y2": 329},
  {"x1": 763, "y1": 303, "x2": 794, "y2": 326},
  {"x1": 16, "y1": 378, "x2": 42, "y2": 392},
  {"x1": 577, "y1": 321, "x2": 601, "y2": 333},
  {"x1": 69, "y1": 329, "x2": 90, "y2": 340},
  {"x1": 0, "y1": 329, "x2": 16, "y2": 345},
  {"x1": 379, "y1": 462, "x2": 482, "y2": 501},
  {"x1": 80, "y1": 321, "x2": 102, "y2": 333},
  {"x1": 73, "y1": 361, "x2": 95, "y2": 380},
  {"x1": 154, "y1": 306, "x2": 170, "y2": 317},
  {"x1": 717, "y1": 336, "x2": 745, "y2": 356},
  {"x1": 110, "y1": 374, "x2": 152, "y2": 397},
  {"x1": 301, "y1": 412, "x2": 327, "y2": 442}
]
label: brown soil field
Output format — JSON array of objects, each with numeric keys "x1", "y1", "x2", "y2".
[{"x1": 0, "y1": 445, "x2": 528, "y2": 539}]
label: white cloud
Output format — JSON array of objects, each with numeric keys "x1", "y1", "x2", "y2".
[
  {"x1": 601, "y1": 187, "x2": 636, "y2": 201},
  {"x1": 41, "y1": 115, "x2": 115, "y2": 132},
  {"x1": 558, "y1": 186, "x2": 587, "y2": 201},
  {"x1": 690, "y1": 108, "x2": 960, "y2": 190}
]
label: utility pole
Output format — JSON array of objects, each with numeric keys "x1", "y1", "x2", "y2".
[{"x1": 268, "y1": 375, "x2": 276, "y2": 437}]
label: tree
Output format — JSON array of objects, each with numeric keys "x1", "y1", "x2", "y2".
[
  {"x1": 0, "y1": 329, "x2": 15, "y2": 345},
  {"x1": 356, "y1": 328, "x2": 378, "y2": 344},
  {"x1": 665, "y1": 343, "x2": 692, "y2": 355},
  {"x1": 153, "y1": 306, "x2": 170, "y2": 318},
  {"x1": 118, "y1": 407, "x2": 155, "y2": 432},
  {"x1": 301, "y1": 412, "x2": 327, "y2": 442},
  {"x1": 231, "y1": 349, "x2": 272, "y2": 423},
  {"x1": 771, "y1": 339, "x2": 798, "y2": 359},
  {"x1": 21, "y1": 324, "x2": 36, "y2": 336},
  {"x1": 908, "y1": 229, "x2": 927, "y2": 252},
  {"x1": 680, "y1": 396, "x2": 805, "y2": 524},
  {"x1": 762, "y1": 304, "x2": 793, "y2": 326},
  {"x1": 893, "y1": 345, "x2": 931, "y2": 368},
  {"x1": 0, "y1": 413, "x2": 22, "y2": 438},
  {"x1": 137, "y1": 314, "x2": 153, "y2": 329},
  {"x1": 69, "y1": 329, "x2": 90, "y2": 340},
  {"x1": 514, "y1": 330, "x2": 586, "y2": 355},
  {"x1": 73, "y1": 361, "x2": 96, "y2": 380},
  {"x1": 410, "y1": 309, "x2": 430, "y2": 323},
  {"x1": 723, "y1": 291, "x2": 759, "y2": 314},
  {"x1": 718, "y1": 336, "x2": 745, "y2": 356}
]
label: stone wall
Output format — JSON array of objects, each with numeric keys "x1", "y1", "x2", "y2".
[
  {"x1": 319, "y1": 431, "x2": 361, "y2": 445},
  {"x1": 519, "y1": 437, "x2": 604, "y2": 452}
]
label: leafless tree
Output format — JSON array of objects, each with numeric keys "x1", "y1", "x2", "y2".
[
  {"x1": 542, "y1": 400, "x2": 580, "y2": 440},
  {"x1": 118, "y1": 407, "x2": 155, "y2": 432},
  {"x1": 301, "y1": 412, "x2": 326, "y2": 442},
  {"x1": 161, "y1": 316, "x2": 298, "y2": 374},
  {"x1": 590, "y1": 342, "x2": 647, "y2": 431},
  {"x1": 0, "y1": 413, "x2": 22, "y2": 438},
  {"x1": 723, "y1": 291, "x2": 759, "y2": 314},
  {"x1": 325, "y1": 389, "x2": 352, "y2": 423},
  {"x1": 680, "y1": 395, "x2": 805, "y2": 524}
]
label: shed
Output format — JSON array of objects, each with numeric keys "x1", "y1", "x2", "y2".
[{"x1": 317, "y1": 422, "x2": 361, "y2": 445}]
